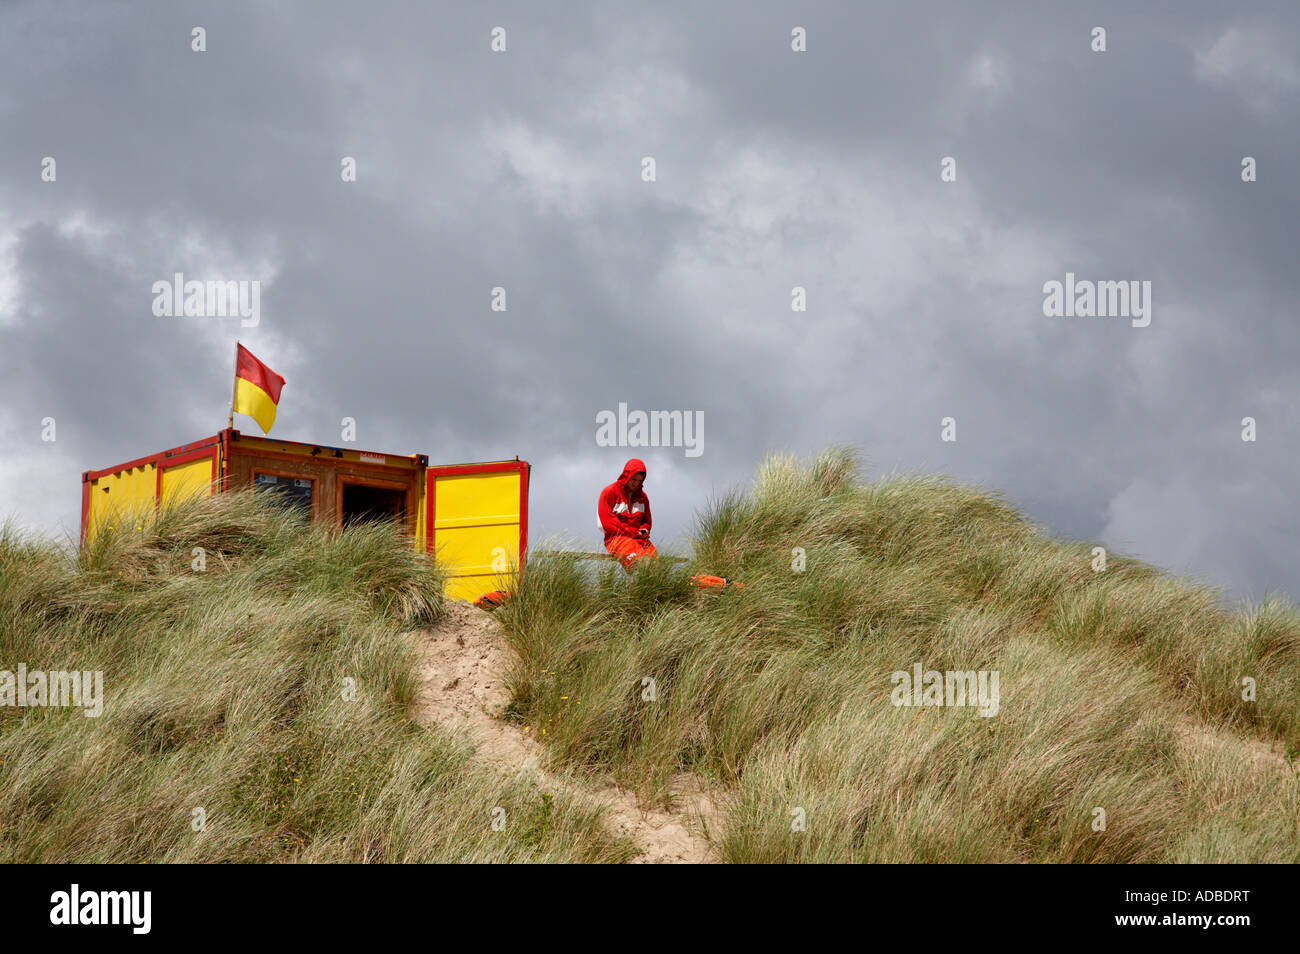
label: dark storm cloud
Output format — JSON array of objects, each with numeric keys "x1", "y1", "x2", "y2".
[{"x1": 1, "y1": 0, "x2": 1296, "y2": 601}]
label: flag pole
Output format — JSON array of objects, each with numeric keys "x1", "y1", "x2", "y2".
[{"x1": 228, "y1": 340, "x2": 239, "y2": 429}]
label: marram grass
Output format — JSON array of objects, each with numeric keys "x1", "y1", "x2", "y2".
[
  {"x1": 5, "y1": 451, "x2": 1298, "y2": 863},
  {"x1": 0, "y1": 491, "x2": 631, "y2": 863},
  {"x1": 494, "y1": 447, "x2": 1300, "y2": 863}
]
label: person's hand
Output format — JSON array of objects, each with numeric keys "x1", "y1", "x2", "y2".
[{"x1": 637, "y1": 527, "x2": 649, "y2": 538}]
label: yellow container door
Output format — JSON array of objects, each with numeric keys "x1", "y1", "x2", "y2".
[{"x1": 427, "y1": 462, "x2": 529, "y2": 602}]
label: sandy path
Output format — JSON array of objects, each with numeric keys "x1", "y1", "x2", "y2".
[{"x1": 410, "y1": 601, "x2": 718, "y2": 863}]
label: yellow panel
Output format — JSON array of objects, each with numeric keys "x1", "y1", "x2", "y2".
[
  {"x1": 432, "y1": 472, "x2": 520, "y2": 601},
  {"x1": 86, "y1": 463, "x2": 157, "y2": 538},
  {"x1": 159, "y1": 457, "x2": 214, "y2": 503},
  {"x1": 435, "y1": 473, "x2": 520, "y2": 521},
  {"x1": 435, "y1": 524, "x2": 518, "y2": 575},
  {"x1": 444, "y1": 574, "x2": 503, "y2": 603}
]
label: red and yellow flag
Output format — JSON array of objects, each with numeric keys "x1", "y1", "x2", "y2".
[{"x1": 232, "y1": 344, "x2": 285, "y2": 434}]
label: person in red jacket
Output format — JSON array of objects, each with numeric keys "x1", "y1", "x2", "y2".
[{"x1": 599, "y1": 458, "x2": 657, "y2": 571}]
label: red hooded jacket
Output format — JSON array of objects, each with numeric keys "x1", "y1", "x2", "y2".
[{"x1": 598, "y1": 458, "x2": 651, "y2": 545}]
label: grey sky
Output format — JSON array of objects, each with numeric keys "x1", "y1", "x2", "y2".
[{"x1": 1, "y1": 1, "x2": 1296, "y2": 604}]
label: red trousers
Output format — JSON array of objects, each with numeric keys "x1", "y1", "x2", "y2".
[{"x1": 605, "y1": 535, "x2": 658, "y2": 572}]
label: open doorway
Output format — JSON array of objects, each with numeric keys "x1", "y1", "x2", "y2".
[{"x1": 340, "y1": 481, "x2": 405, "y2": 527}]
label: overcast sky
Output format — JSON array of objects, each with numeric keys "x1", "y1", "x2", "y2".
[{"x1": 1, "y1": 1, "x2": 1296, "y2": 604}]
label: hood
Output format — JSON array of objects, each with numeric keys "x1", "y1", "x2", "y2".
[{"x1": 618, "y1": 458, "x2": 647, "y2": 489}]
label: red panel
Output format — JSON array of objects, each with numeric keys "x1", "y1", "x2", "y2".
[
  {"x1": 519, "y1": 463, "x2": 530, "y2": 566},
  {"x1": 219, "y1": 428, "x2": 232, "y2": 491},
  {"x1": 426, "y1": 473, "x2": 435, "y2": 554},
  {"x1": 79, "y1": 475, "x2": 90, "y2": 542}
]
